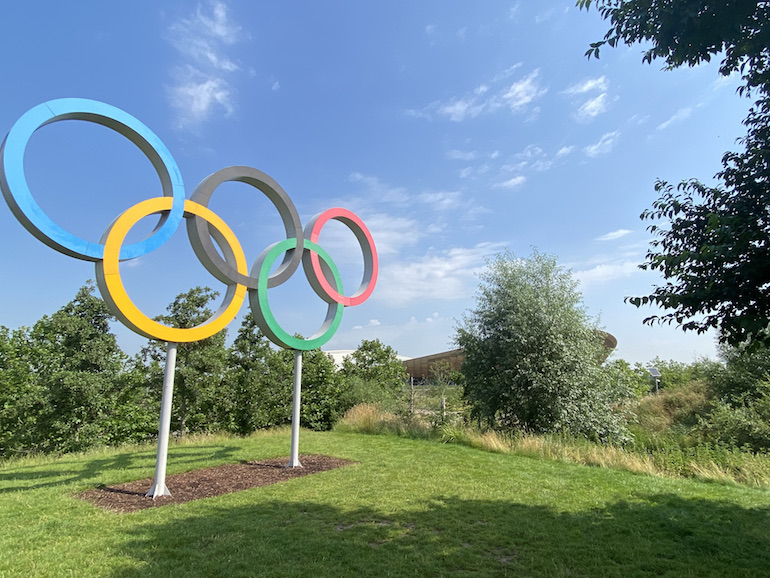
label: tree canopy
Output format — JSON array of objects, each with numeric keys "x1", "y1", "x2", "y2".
[
  {"x1": 0, "y1": 283, "x2": 141, "y2": 454},
  {"x1": 580, "y1": 1, "x2": 770, "y2": 348},
  {"x1": 578, "y1": 0, "x2": 770, "y2": 89},
  {"x1": 141, "y1": 287, "x2": 228, "y2": 435},
  {"x1": 456, "y1": 250, "x2": 631, "y2": 441},
  {"x1": 339, "y1": 339, "x2": 408, "y2": 412},
  {"x1": 0, "y1": 284, "x2": 415, "y2": 457}
]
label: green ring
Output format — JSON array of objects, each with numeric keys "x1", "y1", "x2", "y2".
[{"x1": 249, "y1": 238, "x2": 344, "y2": 350}]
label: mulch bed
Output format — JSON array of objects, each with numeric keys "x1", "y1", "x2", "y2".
[{"x1": 78, "y1": 454, "x2": 354, "y2": 513}]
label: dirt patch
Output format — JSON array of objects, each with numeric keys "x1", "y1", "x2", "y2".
[{"x1": 78, "y1": 454, "x2": 354, "y2": 513}]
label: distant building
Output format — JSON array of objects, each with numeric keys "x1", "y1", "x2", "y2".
[
  {"x1": 402, "y1": 348, "x2": 465, "y2": 381},
  {"x1": 402, "y1": 332, "x2": 617, "y2": 381},
  {"x1": 324, "y1": 349, "x2": 411, "y2": 370}
]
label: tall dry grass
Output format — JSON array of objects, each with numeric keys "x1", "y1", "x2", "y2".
[{"x1": 336, "y1": 404, "x2": 770, "y2": 488}]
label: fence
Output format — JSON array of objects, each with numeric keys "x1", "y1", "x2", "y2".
[{"x1": 405, "y1": 378, "x2": 465, "y2": 423}]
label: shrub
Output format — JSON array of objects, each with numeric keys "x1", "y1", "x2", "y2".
[{"x1": 457, "y1": 249, "x2": 632, "y2": 442}]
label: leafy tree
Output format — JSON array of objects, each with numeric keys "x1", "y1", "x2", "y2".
[
  {"x1": 456, "y1": 249, "x2": 631, "y2": 442},
  {"x1": 601, "y1": 358, "x2": 650, "y2": 398},
  {"x1": 340, "y1": 339, "x2": 406, "y2": 388},
  {"x1": 643, "y1": 357, "x2": 721, "y2": 393},
  {"x1": 102, "y1": 360, "x2": 158, "y2": 447},
  {"x1": 222, "y1": 317, "x2": 348, "y2": 432},
  {"x1": 339, "y1": 339, "x2": 408, "y2": 412},
  {"x1": 708, "y1": 342, "x2": 770, "y2": 403},
  {"x1": 277, "y1": 347, "x2": 345, "y2": 431},
  {"x1": 141, "y1": 287, "x2": 228, "y2": 435},
  {"x1": 25, "y1": 283, "x2": 128, "y2": 453},
  {"x1": 220, "y1": 313, "x2": 292, "y2": 434},
  {"x1": 579, "y1": 1, "x2": 770, "y2": 348},
  {"x1": 0, "y1": 326, "x2": 44, "y2": 455},
  {"x1": 690, "y1": 343, "x2": 770, "y2": 450},
  {"x1": 697, "y1": 390, "x2": 770, "y2": 451},
  {"x1": 32, "y1": 284, "x2": 128, "y2": 452},
  {"x1": 0, "y1": 283, "x2": 159, "y2": 456}
]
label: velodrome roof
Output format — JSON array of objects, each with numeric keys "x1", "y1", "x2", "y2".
[{"x1": 402, "y1": 332, "x2": 617, "y2": 380}]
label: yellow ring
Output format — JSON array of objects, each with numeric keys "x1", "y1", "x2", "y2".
[{"x1": 95, "y1": 198, "x2": 247, "y2": 342}]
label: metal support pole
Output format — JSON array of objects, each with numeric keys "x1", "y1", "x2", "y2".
[
  {"x1": 147, "y1": 341, "x2": 177, "y2": 498},
  {"x1": 286, "y1": 349, "x2": 303, "y2": 468},
  {"x1": 410, "y1": 377, "x2": 414, "y2": 416}
]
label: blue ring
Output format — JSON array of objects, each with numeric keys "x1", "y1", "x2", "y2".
[{"x1": 0, "y1": 98, "x2": 185, "y2": 261}]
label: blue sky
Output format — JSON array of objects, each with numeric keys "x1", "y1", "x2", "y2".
[{"x1": 0, "y1": 1, "x2": 752, "y2": 363}]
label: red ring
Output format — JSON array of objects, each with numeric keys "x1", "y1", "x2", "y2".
[{"x1": 304, "y1": 208, "x2": 378, "y2": 307}]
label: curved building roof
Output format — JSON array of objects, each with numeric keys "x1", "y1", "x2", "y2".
[{"x1": 403, "y1": 332, "x2": 617, "y2": 380}]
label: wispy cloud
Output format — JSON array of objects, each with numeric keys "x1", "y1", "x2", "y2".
[
  {"x1": 657, "y1": 107, "x2": 692, "y2": 131},
  {"x1": 352, "y1": 319, "x2": 381, "y2": 330},
  {"x1": 347, "y1": 173, "x2": 486, "y2": 219},
  {"x1": 564, "y1": 76, "x2": 611, "y2": 123},
  {"x1": 376, "y1": 243, "x2": 505, "y2": 306},
  {"x1": 493, "y1": 63, "x2": 523, "y2": 82},
  {"x1": 570, "y1": 243, "x2": 646, "y2": 288},
  {"x1": 535, "y1": 8, "x2": 557, "y2": 23},
  {"x1": 712, "y1": 71, "x2": 740, "y2": 91},
  {"x1": 584, "y1": 131, "x2": 620, "y2": 157},
  {"x1": 166, "y1": 1, "x2": 245, "y2": 129},
  {"x1": 576, "y1": 93, "x2": 609, "y2": 122},
  {"x1": 348, "y1": 173, "x2": 409, "y2": 205},
  {"x1": 564, "y1": 76, "x2": 609, "y2": 96},
  {"x1": 447, "y1": 149, "x2": 477, "y2": 161},
  {"x1": 574, "y1": 261, "x2": 639, "y2": 288},
  {"x1": 494, "y1": 175, "x2": 526, "y2": 189},
  {"x1": 407, "y1": 65, "x2": 546, "y2": 122},
  {"x1": 355, "y1": 213, "x2": 425, "y2": 256},
  {"x1": 500, "y1": 143, "x2": 572, "y2": 176},
  {"x1": 437, "y1": 98, "x2": 486, "y2": 121},
  {"x1": 336, "y1": 313, "x2": 453, "y2": 358},
  {"x1": 596, "y1": 229, "x2": 631, "y2": 241},
  {"x1": 500, "y1": 70, "x2": 547, "y2": 112},
  {"x1": 168, "y1": 68, "x2": 234, "y2": 127},
  {"x1": 417, "y1": 190, "x2": 465, "y2": 211}
]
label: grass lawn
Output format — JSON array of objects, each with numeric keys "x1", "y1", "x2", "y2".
[{"x1": 1, "y1": 428, "x2": 769, "y2": 577}]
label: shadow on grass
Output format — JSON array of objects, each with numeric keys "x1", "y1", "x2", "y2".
[
  {"x1": 111, "y1": 493, "x2": 770, "y2": 577},
  {"x1": 0, "y1": 445, "x2": 239, "y2": 493}
]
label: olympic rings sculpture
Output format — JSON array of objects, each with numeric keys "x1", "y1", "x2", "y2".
[{"x1": 0, "y1": 98, "x2": 378, "y2": 350}]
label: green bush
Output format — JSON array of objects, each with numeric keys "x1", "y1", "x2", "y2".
[
  {"x1": 457, "y1": 250, "x2": 633, "y2": 442},
  {"x1": 709, "y1": 344, "x2": 770, "y2": 401},
  {"x1": 696, "y1": 389, "x2": 770, "y2": 452},
  {"x1": 643, "y1": 357, "x2": 721, "y2": 392},
  {"x1": 602, "y1": 359, "x2": 649, "y2": 398},
  {"x1": 338, "y1": 339, "x2": 409, "y2": 415}
]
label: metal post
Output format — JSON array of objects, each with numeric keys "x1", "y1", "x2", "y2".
[
  {"x1": 286, "y1": 349, "x2": 303, "y2": 468},
  {"x1": 410, "y1": 376, "x2": 415, "y2": 416},
  {"x1": 146, "y1": 341, "x2": 177, "y2": 498}
]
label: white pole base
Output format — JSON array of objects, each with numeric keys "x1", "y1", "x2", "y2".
[
  {"x1": 285, "y1": 456, "x2": 303, "y2": 468},
  {"x1": 146, "y1": 481, "x2": 172, "y2": 498},
  {"x1": 287, "y1": 349, "x2": 303, "y2": 469}
]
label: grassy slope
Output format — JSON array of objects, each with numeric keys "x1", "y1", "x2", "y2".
[{"x1": 1, "y1": 429, "x2": 769, "y2": 577}]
